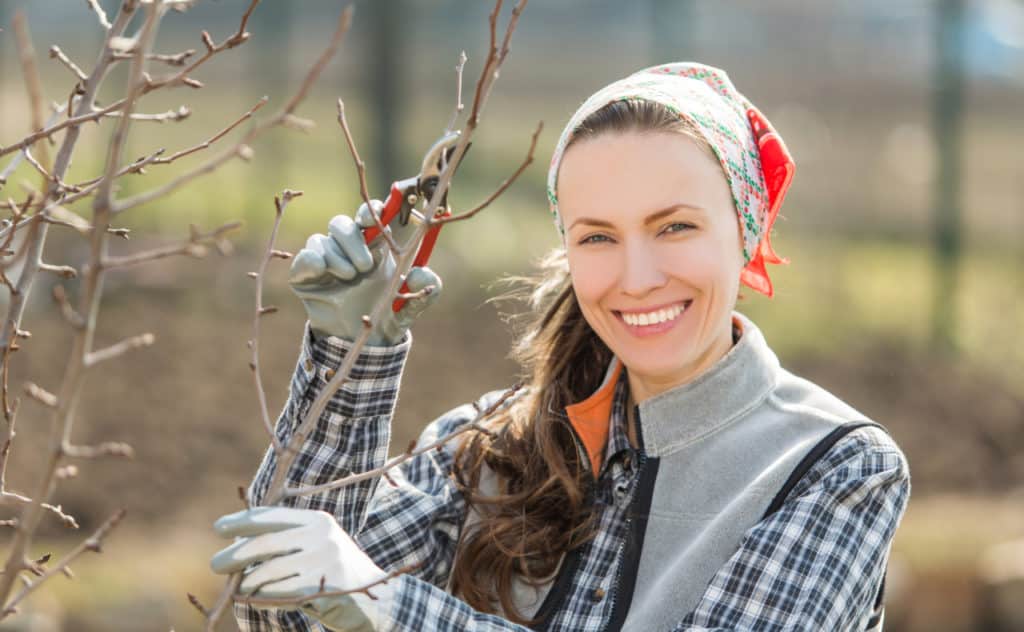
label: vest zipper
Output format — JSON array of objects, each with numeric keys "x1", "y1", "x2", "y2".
[{"x1": 601, "y1": 449, "x2": 647, "y2": 632}]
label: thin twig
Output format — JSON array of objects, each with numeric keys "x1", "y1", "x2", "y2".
[
  {"x1": 102, "y1": 221, "x2": 241, "y2": 269},
  {"x1": 13, "y1": 11, "x2": 52, "y2": 187},
  {"x1": 1, "y1": 509, "x2": 125, "y2": 618},
  {"x1": 63, "y1": 442, "x2": 134, "y2": 459},
  {"x1": 51, "y1": 285, "x2": 84, "y2": 330},
  {"x1": 84, "y1": 333, "x2": 155, "y2": 367},
  {"x1": 445, "y1": 50, "x2": 468, "y2": 133},
  {"x1": 153, "y1": 97, "x2": 266, "y2": 163},
  {"x1": 101, "y1": 105, "x2": 191, "y2": 123},
  {"x1": 48, "y1": 46, "x2": 88, "y2": 82},
  {"x1": 22, "y1": 382, "x2": 57, "y2": 408},
  {"x1": 85, "y1": 0, "x2": 112, "y2": 31},
  {"x1": 236, "y1": 562, "x2": 422, "y2": 608},
  {"x1": 37, "y1": 263, "x2": 77, "y2": 279},
  {"x1": 113, "y1": 49, "x2": 197, "y2": 66},
  {"x1": 336, "y1": 99, "x2": 399, "y2": 255},
  {"x1": 435, "y1": 120, "x2": 541, "y2": 225},
  {"x1": 112, "y1": 2, "x2": 348, "y2": 217},
  {"x1": 142, "y1": 0, "x2": 259, "y2": 93},
  {"x1": 21, "y1": 148, "x2": 77, "y2": 193},
  {"x1": 0, "y1": 105, "x2": 65, "y2": 187},
  {"x1": 0, "y1": 492, "x2": 77, "y2": 529},
  {"x1": 0, "y1": 97, "x2": 130, "y2": 160},
  {"x1": 251, "y1": 191, "x2": 302, "y2": 452},
  {"x1": 0, "y1": 0, "x2": 150, "y2": 606}
]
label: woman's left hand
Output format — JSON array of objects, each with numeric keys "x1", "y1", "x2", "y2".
[{"x1": 210, "y1": 506, "x2": 391, "y2": 631}]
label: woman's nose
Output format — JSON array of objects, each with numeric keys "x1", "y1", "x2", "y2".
[{"x1": 620, "y1": 241, "x2": 668, "y2": 297}]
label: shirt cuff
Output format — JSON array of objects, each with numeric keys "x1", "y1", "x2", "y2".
[{"x1": 290, "y1": 320, "x2": 413, "y2": 419}]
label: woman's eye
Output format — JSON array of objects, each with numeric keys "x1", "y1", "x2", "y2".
[
  {"x1": 579, "y1": 234, "x2": 612, "y2": 245},
  {"x1": 662, "y1": 222, "x2": 695, "y2": 235}
]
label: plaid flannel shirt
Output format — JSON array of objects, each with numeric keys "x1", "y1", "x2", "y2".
[{"x1": 235, "y1": 323, "x2": 910, "y2": 631}]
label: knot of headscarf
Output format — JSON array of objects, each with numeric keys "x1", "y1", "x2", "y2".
[{"x1": 546, "y1": 62, "x2": 795, "y2": 297}]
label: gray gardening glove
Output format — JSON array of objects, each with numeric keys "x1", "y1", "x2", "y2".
[{"x1": 289, "y1": 200, "x2": 442, "y2": 345}]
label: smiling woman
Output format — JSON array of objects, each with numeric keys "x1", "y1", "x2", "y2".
[{"x1": 214, "y1": 62, "x2": 911, "y2": 632}]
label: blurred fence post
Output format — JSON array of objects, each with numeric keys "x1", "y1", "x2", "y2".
[
  {"x1": 931, "y1": 0, "x2": 965, "y2": 354},
  {"x1": 367, "y1": 0, "x2": 405, "y2": 194},
  {"x1": 649, "y1": 0, "x2": 695, "y2": 62}
]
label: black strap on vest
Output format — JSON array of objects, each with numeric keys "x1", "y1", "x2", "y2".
[{"x1": 762, "y1": 420, "x2": 890, "y2": 631}]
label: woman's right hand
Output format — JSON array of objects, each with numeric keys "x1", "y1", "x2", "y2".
[{"x1": 288, "y1": 200, "x2": 442, "y2": 345}]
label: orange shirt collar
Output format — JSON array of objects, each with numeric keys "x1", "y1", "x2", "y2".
[{"x1": 565, "y1": 357, "x2": 623, "y2": 478}]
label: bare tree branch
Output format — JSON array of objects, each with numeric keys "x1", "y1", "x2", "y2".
[
  {"x1": 435, "y1": 120, "x2": 541, "y2": 225},
  {"x1": 0, "y1": 492, "x2": 78, "y2": 529},
  {"x1": 0, "y1": 97, "x2": 130, "y2": 159},
  {"x1": 115, "y1": 4, "x2": 351, "y2": 215},
  {"x1": 101, "y1": 104, "x2": 191, "y2": 123},
  {"x1": 0, "y1": 0, "x2": 155, "y2": 605},
  {"x1": 63, "y1": 442, "x2": 134, "y2": 459},
  {"x1": 445, "y1": 50, "x2": 468, "y2": 133},
  {"x1": 38, "y1": 263, "x2": 77, "y2": 279},
  {"x1": 0, "y1": 0, "x2": 139, "y2": 357},
  {"x1": 85, "y1": 0, "x2": 112, "y2": 32},
  {"x1": 142, "y1": 0, "x2": 259, "y2": 92},
  {"x1": 51, "y1": 285, "x2": 85, "y2": 330},
  {"x1": 250, "y1": 191, "x2": 302, "y2": 452},
  {"x1": 13, "y1": 11, "x2": 53, "y2": 188},
  {"x1": 102, "y1": 221, "x2": 241, "y2": 269},
  {"x1": 1, "y1": 509, "x2": 125, "y2": 619},
  {"x1": 22, "y1": 382, "x2": 57, "y2": 408},
  {"x1": 48, "y1": 46, "x2": 88, "y2": 82},
  {"x1": 236, "y1": 562, "x2": 423, "y2": 609},
  {"x1": 113, "y1": 49, "x2": 197, "y2": 66},
  {"x1": 336, "y1": 99, "x2": 400, "y2": 256},
  {"x1": 84, "y1": 333, "x2": 155, "y2": 367}
]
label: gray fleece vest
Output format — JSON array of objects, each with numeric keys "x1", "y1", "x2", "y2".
[{"x1": 452, "y1": 312, "x2": 886, "y2": 630}]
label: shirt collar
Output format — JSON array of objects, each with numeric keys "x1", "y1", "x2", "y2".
[{"x1": 602, "y1": 374, "x2": 633, "y2": 471}]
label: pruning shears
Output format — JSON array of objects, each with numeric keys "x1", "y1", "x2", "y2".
[{"x1": 361, "y1": 131, "x2": 467, "y2": 312}]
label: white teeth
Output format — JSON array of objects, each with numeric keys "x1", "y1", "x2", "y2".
[{"x1": 621, "y1": 303, "x2": 686, "y2": 327}]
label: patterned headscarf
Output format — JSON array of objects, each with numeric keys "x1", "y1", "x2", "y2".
[{"x1": 546, "y1": 62, "x2": 795, "y2": 297}]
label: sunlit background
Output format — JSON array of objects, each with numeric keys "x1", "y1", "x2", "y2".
[{"x1": 0, "y1": 0, "x2": 1021, "y2": 630}]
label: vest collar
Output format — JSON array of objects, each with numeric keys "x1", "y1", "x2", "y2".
[{"x1": 564, "y1": 312, "x2": 779, "y2": 470}]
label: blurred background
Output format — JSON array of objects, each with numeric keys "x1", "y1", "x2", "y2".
[{"x1": 0, "y1": 0, "x2": 1021, "y2": 630}]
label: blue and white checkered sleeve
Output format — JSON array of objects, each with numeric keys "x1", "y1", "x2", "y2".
[
  {"x1": 356, "y1": 400, "x2": 475, "y2": 588},
  {"x1": 382, "y1": 575, "x2": 533, "y2": 632},
  {"x1": 235, "y1": 321, "x2": 413, "y2": 632},
  {"x1": 672, "y1": 426, "x2": 912, "y2": 632},
  {"x1": 367, "y1": 390, "x2": 535, "y2": 632}
]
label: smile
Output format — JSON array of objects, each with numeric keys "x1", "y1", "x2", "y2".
[{"x1": 610, "y1": 299, "x2": 692, "y2": 327}]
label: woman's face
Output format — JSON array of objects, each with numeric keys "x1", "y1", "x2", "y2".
[{"x1": 558, "y1": 130, "x2": 745, "y2": 398}]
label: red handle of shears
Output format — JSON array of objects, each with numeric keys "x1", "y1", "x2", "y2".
[
  {"x1": 361, "y1": 182, "x2": 406, "y2": 245},
  {"x1": 361, "y1": 182, "x2": 450, "y2": 313}
]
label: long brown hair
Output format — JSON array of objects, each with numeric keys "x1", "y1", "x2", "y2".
[{"x1": 448, "y1": 98, "x2": 712, "y2": 625}]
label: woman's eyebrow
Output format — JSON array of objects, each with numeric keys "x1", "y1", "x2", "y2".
[{"x1": 568, "y1": 203, "x2": 705, "y2": 230}]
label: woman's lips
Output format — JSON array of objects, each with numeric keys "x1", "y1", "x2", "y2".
[{"x1": 613, "y1": 300, "x2": 692, "y2": 338}]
